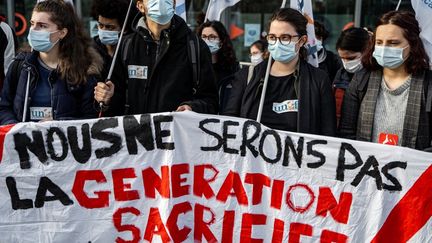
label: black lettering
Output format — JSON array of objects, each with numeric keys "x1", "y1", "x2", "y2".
[
  {"x1": 153, "y1": 115, "x2": 175, "y2": 150},
  {"x1": 123, "y1": 115, "x2": 155, "y2": 154},
  {"x1": 351, "y1": 156, "x2": 383, "y2": 190},
  {"x1": 240, "y1": 120, "x2": 261, "y2": 157},
  {"x1": 67, "y1": 124, "x2": 91, "y2": 164},
  {"x1": 282, "y1": 136, "x2": 304, "y2": 167},
  {"x1": 336, "y1": 142, "x2": 363, "y2": 181},
  {"x1": 306, "y1": 140, "x2": 327, "y2": 168},
  {"x1": 34, "y1": 177, "x2": 74, "y2": 208},
  {"x1": 46, "y1": 127, "x2": 68, "y2": 162},
  {"x1": 6, "y1": 177, "x2": 33, "y2": 210},
  {"x1": 222, "y1": 120, "x2": 239, "y2": 154},
  {"x1": 199, "y1": 118, "x2": 223, "y2": 151},
  {"x1": 259, "y1": 129, "x2": 282, "y2": 164},
  {"x1": 91, "y1": 118, "x2": 122, "y2": 158},
  {"x1": 382, "y1": 161, "x2": 407, "y2": 191},
  {"x1": 13, "y1": 131, "x2": 48, "y2": 169}
]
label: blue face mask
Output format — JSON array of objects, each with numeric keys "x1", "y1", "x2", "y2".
[
  {"x1": 98, "y1": 29, "x2": 120, "y2": 45},
  {"x1": 373, "y1": 45, "x2": 408, "y2": 69},
  {"x1": 205, "y1": 39, "x2": 221, "y2": 54},
  {"x1": 316, "y1": 39, "x2": 323, "y2": 51},
  {"x1": 27, "y1": 29, "x2": 60, "y2": 52},
  {"x1": 147, "y1": 0, "x2": 175, "y2": 25},
  {"x1": 268, "y1": 40, "x2": 298, "y2": 63}
]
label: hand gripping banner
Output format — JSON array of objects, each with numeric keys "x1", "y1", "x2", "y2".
[{"x1": 0, "y1": 112, "x2": 431, "y2": 242}]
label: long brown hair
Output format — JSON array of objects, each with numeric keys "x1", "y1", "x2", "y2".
[
  {"x1": 34, "y1": 0, "x2": 102, "y2": 85},
  {"x1": 362, "y1": 11, "x2": 429, "y2": 74}
]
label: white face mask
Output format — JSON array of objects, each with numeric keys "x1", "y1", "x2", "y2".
[
  {"x1": 342, "y1": 58, "x2": 363, "y2": 73},
  {"x1": 250, "y1": 53, "x2": 263, "y2": 65}
]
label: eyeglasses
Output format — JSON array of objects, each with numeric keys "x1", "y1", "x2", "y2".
[
  {"x1": 201, "y1": 34, "x2": 219, "y2": 42},
  {"x1": 266, "y1": 34, "x2": 300, "y2": 45}
]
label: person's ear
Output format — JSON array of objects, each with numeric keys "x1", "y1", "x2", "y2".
[
  {"x1": 136, "y1": 0, "x2": 145, "y2": 14},
  {"x1": 59, "y1": 28, "x2": 68, "y2": 40},
  {"x1": 299, "y1": 35, "x2": 308, "y2": 47}
]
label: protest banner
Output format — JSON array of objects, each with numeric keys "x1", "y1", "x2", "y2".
[{"x1": 0, "y1": 111, "x2": 431, "y2": 242}]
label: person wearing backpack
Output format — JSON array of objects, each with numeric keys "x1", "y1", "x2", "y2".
[
  {"x1": 333, "y1": 27, "x2": 370, "y2": 125},
  {"x1": 223, "y1": 8, "x2": 336, "y2": 136},
  {"x1": 94, "y1": 0, "x2": 218, "y2": 116},
  {"x1": 197, "y1": 21, "x2": 239, "y2": 113},
  {"x1": 339, "y1": 11, "x2": 432, "y2": 151},
  {"x1": 0, "y1": 0, "x2": 102, "y2": 125}
]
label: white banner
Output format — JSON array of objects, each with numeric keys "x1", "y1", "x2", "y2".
[
  {"x1": 0, "y1": 112, "x2": 431, "y2": 242},
  {"x1": 411, "y1": 0, "x2": 432, "y2": 68},
  {"x1": 205, "y1": 0, "x2": 241, "y2": 21},
  {"x1": 290, "y1": 0, "x2": 319, "y2": 67}
]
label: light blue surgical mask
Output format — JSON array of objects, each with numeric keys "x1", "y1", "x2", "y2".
[
  {"x1": 268, "y1": 40, "x2": 298, "y2": 63},
  {"x1": 98, "y1": 29, "x2": 120, "y2": 45},
  {"x1": 316, "y1": 39, "x2": 323, "y2": 51},
  {"x1": 373, "y1": 45, "x2": 408, "y2": 69},
  {"x1": 205, "y1": 39, "x2": 221, "y2": 54},
  {"x1": 147, "y1": 0, "x2": 175, "y2": 25},
  {"x1": 27, "y1": 29, "x2": 60, "y2": 52}
]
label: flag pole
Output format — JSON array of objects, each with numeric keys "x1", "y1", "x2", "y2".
[
  {"x1": 99, "y1": 0, "x2": 134, "y2": 117},
  {"x1": 395, "y1": 0, "x2": 402, "y2": 10},
  {"x1": 256, "y1": 56, "x2": 272, "y2": 123},
  {"x1": 257, "y1": 0, "x2": 286, "y2": 122}
]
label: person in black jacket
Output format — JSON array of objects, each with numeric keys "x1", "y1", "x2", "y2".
[
  {"x1": 315, "y1": 21, "x2": 342, "y2": 83},
  {"x1": 0, "y1": 0, "x2": 102, "y2": 125},
  {"x1": 333, "y1": 27, "x2": 370, "y2": 124},
  {"x1": 197, "y1": 21, "x2": 239, "y2": 113},
  {"x1": 224, "y1": 8, "x2": 336, "y2": 136},
  {"x1": 94, "y1": 0, "x2": 218, "y2": 115},
  {"x1": 90, "y1": 0, "x2": 137, "y2": 79}
]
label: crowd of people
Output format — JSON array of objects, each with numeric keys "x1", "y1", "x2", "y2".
[{"x1": 0, "y1": 0, "x2": 431, "y2": 152}]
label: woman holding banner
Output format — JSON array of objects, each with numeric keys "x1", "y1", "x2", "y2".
[
  {"x1": 339, "y1": 11, "x2": 432, "y2": 151},
  {"x1": 0, "y1": 0, "x2": 102, "y2": 125},
  {"x1": 224, "y1": 8, "x2": 336, "y2": 136}
]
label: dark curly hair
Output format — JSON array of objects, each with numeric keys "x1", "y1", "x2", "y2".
[
  {"x1": 336, "y1": 27, "x2": 370, "y2": 53},
  {"x1": 268, "y1": 8, "x2": 308, "y2": 60},
  {"x1": 91, "y1": 0, "x2": 135, "y2": 32},
  {"x1": 197, "y1": 21, "x2": 238, "y2": 69},
  {"x1": 314, "y1": 21, "x2": 329, "y2": 40},
  {"x1": 362, "y1": 11, "x2": 429, "y2": 74}
]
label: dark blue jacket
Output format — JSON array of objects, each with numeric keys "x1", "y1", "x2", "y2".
[{"x1": 0, "y1": 52, "x2": 98, "y2": 125}]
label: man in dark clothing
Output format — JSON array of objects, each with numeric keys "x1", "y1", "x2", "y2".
[
  {"x1": 94, "y1": 0, "x2": 218, "y2": 115},
  {"x1": 91, "y1": 0, "x2": 137, "y2": 79},
  {"x1": 0, "y1": 19, "x2": 18, "y2": 90}
]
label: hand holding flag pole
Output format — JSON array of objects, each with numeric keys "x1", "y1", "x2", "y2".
[{"x1": 98, "y1": 0, "x2": 134, "y2": 118}]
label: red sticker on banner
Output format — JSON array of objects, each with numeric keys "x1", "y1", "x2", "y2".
[{"x1": 378, "y1": 133, "x2": 398, "y2": 146}]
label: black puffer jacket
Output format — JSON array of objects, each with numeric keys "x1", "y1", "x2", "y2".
[
  {"x1": 106, "y1": 14, "x2": 218, "y2": 115},
  {"x1": 224, "y1": 59, "x2": 336, "y2": 136}
]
